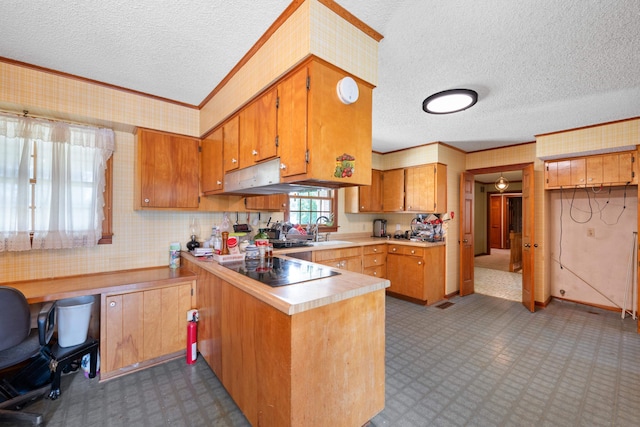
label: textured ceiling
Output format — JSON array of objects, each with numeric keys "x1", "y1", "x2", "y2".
[{"x1": 1, "y1": 0, "x2": 639, "y2": 154}]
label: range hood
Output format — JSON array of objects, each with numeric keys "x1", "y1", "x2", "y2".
[{"x1": 223, "y1": 158, "x2": 322, "y2": 195}]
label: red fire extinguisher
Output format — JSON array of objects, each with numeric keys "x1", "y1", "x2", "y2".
[{"x1": 186, "y1": 310, "x2": 198, "y2": 365}]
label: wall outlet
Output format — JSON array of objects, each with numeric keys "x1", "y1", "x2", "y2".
[{"x1": 587, "y1": 228, "x2": 595, "y2": 238}]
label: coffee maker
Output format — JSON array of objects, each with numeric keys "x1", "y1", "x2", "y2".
[{"x1": 373, "y1": 219, "x2": 387, "y2": 237}]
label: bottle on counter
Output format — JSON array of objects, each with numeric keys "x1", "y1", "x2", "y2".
[
  {"x1": 169, "y1": 242, "x2": 181, "y2": 269},
  {"x1": 212, "y1": 227, "x2": 222, "y2": 254}
]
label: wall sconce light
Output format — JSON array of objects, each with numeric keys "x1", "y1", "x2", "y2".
[{"x1": 495, "y1": 173, "x2": 509, "y2": 193}]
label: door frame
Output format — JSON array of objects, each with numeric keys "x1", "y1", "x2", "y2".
[{"x1": 463, "y1": 162, "x2": 535, "y2": 311}]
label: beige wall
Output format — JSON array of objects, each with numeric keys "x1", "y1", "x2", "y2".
[
  {"x1": 0, "y1": 0, "x2": 380, "y2": 283},
  {"x1": 199, "y1": 0, "x2": 379, "y2": 135}
]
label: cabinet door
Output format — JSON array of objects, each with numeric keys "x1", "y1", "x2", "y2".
[
  {"x1": 387, "y1": 254, "x2": 424, "y2": 299},
  {"x1": 545, "y1": 159, "x2": 585, "y2": 188},
  {"x1": 277, "y1": 66, "x2": 309, "y2": 178},
  {"x1": 602, "y1": 152, "x2": 635, "y2": 184},
  {"x1": 245, "y1": 193, "x2": 288, "y2": 211},
  {"x1": 137, "y1": 129, "x2": 200, "y2": 209},
  {"x1": 359, "y1": 169, "x2": 383, "y2": 212},
  {"x1": 224, "y1": 116, "x2": 240, "y2": 173},
  {"x1": 383, "y1": 169, "x2": 405, "y2": 212},
  {"x1": 240, "y1": 89, "x2": 277, "y2": 169},
  {"x1": 201, "y1": 127, "x2": 224, "y2": 194},
  {"x1": 405, "y1": 165, "x2": 430, "y2": 212},
  {"x1": 104, "y1": 292, "x2": 144, "y2": 373}
]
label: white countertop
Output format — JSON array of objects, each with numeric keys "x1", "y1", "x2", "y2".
[{"x1": 182, "y1": 252, "x2": 390, "y2": 315}]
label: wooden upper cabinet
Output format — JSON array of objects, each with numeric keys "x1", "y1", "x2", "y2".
[
  {"x1": 223, "y1": 115, "x2": 240, "y2": 173},
  {"x1": 359, "y1": 169, "x2": 383, "y2": 212},
  {"x1": 201, "y1": 127, "x2": 224, "y2": 195},
  {"x1": 244, "y1": 194, "x2": 288, "y2": 211},
  {"x1": 277, "y1": 66, "x2": 309, "y2": 178},
  {"x1": 587, "y1": 152, "x2": 636, "y2": 185},
  {"x1": 545, "y1": 151, "x2": 636, "y2": 189},
  {"x1": 135, "y1": 128, "x2": 199, "y2": 209},
  {"x1": 405, "y1": 163, "x2": 447, "y2": 213},
  {"x1": 382, "y1": 169, "x2": 405, "y2": 212},
  {"x1": 277, "y1": 59, "x2": 373, "y2": 187},
  {"x1": 239, "y1": 88, "x2": 277, "y2": 169}
]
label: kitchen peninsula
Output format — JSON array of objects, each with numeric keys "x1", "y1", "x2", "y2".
[{"x1": 181, "y1": 252, "x2": 388, "y2": 427}]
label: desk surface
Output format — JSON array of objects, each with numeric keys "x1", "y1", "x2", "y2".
[{"x1": 2, "y1": 267, "x2": 197, "y2": 303}]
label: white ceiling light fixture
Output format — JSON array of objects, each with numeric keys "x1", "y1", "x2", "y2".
[
  {"x1": 422, "y1": 89, "x2": 478, "y2": 114},
  {"x1": 495, "y1": 173, "x2": 509, "y2": 192}
]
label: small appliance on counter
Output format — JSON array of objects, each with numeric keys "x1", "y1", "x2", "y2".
[{"x1": 373, "y1": 219, "x2": 387, "y2": 237}]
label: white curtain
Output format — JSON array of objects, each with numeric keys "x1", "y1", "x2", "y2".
[{"x1": 0, "y1": 113, "x2": 114, "y2": 251}]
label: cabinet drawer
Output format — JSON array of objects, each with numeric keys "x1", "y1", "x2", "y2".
[
  {"x1": 363, "y1": 253, "x2": 386, "y2": 269},
  {"x1": 387, "y1": 245, "x2": 424, "y2": 257},
  {"x1": 363, "y1": 265, "x2": 386, "y2": 279},
  {"x1": 363, "y1": 244, "x2": 386, "y2": 255},
  {"x1": 314, "y1": 246, "x2": 362, "y2": 262}
]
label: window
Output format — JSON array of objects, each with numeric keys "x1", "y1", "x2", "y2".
[
  {"x1": 287, "y1": 189, "x2": 338, "y2": 232},
  {"x1": 0, "y1": 113, "x2": 114, "y2": 251}
]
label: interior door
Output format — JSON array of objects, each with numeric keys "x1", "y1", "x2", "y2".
[
  {"x1": 521, "y1": 164, "x2": 535, "y2": 312},
  {"x1": 459, "y1": 172, "x2": 474, "y2": 296},
  {"x1": 489, "y1": 195, "x2": 502, "y2": 249}
]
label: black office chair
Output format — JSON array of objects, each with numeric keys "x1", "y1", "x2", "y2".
[{"x1": 0, "y1": 287, "x2": 55, "y2": 426}]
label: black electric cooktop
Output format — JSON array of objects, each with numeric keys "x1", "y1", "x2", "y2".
[{"x1": 222, "y1": 256, "x2": 340, "y2": 287}]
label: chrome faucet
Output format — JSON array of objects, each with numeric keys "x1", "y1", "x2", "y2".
[{"x1": 312, "y1": 216, "x2": 330, "y2": 242}]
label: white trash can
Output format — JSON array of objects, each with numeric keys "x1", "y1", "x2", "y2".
[{"x1": 56, "y1": 296, "x2": 94, "y2": 347}]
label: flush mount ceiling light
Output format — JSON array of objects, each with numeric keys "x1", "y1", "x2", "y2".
[
  {"x1": 422, "y1": 89, "x2": 478, "y2": 114},
  {"x1": 495, "y1": 173, "x2": 510, "y2": 193}
]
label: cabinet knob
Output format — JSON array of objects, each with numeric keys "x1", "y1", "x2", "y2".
[
  {"x1": 281, "y1": 203, "x2": 287, "y2": 207},
  {"x1": 217, "y1": 180, "x2": 222, "y2": 185},
  {"x1": 361, "y1": 205, "x2": 365, "y2": 209},
  {"x1": 408, "y1": 205, "x2": 412, "y2": 210},
  {"x1": 144, "y1": 198, "x2": 150, "y2": 203},
  {"x1": 280, "y1": 163, "x2": 287, "y2": 170},
  {"x1": 252, "y1": 150, "x2": 258, "y2": 156},
  {"x1": 232, "y1": 158, "x2": 237, "y2": 164},
  {"x1": 392, "y1": 248, "x2": 397, "y2": 252},
  {"x1": 373, "y1": 248, "x2": 378, "y2": 252},
  {"x1": 374, "y1": 259, "x2": 378, "y2": 263},
  {"x1": 418, "y1": 261, "x2": 423, "y2": 265},
  {"x1": 373, "y1": 272, "x2": 377, "y2": 276},
  {"x1": 410, "y1": 250, "x2": 415, "y2": 254},
  {"x1": 109, "y1": 301, "x2": 116, "y2": 307}
]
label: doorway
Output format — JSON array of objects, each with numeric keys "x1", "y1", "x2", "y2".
[{"x1": 471, "y1": 172, "x2": 524, "y2": 302}]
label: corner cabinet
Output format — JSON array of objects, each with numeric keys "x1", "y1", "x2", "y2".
[
  {"x1": 101, "y1": 281, "x2": 195, "y2": 380},
  {"x1": 134, "y1": 128, "x2": 200, "y2": 209},
  {"x1": 277, "y1": 58, "x2": 373, "y2": 187},
  {"x1": 545, "y1": 151, "x2": 637, "y2": 189},
  {"x1": 405, "y1": 163, "x2": 447, "y2": 213},
  {"x1": 202, "y1": 116, "x2": 240, "y2": 195},
  {"x1": 346, "y1": 164, "x2": 447, "y2": 214},
  {"x1": 386, "y1": 244, "x2": 445, "y2": 305}
]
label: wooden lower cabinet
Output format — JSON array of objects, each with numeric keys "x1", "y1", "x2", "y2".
[
  {"x1": 313, "y1": 246, "x2": 363, "y2": 272},
  {"x1": 182, "y1": 257, "x2": 385, "y2": 427},
  {"x1": 363, "y1": 244, "x2": 387, "y2": 278},
  {"x1": 101, "y1": 281, "x2": 194, "y2": 380},
  {"x1": 386, "y1": 244, "x2": 445, "y2": 305}
]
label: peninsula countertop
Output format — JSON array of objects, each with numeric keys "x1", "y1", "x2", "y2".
[
  {"x1": 273, "y1": 235, "x2": 446, "y2": 256},
  {"x1": 181, "y1": 252, "x2": 389, "y2": 315}
]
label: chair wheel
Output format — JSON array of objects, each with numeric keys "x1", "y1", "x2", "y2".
[{"x1": 48, "y1": 388, "x2": 61, "y2": 400}]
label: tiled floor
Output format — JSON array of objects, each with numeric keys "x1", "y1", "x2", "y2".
[
  {"x1": 5, "y1": 294, "x2": 640, "y2": 426},
  {"x1": 475, "y1": 267, "x2": 522, "y2": 302}
]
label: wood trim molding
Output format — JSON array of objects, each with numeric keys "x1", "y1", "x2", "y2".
[
  {"x1": 0, "y1": 56, "x2": 198, "y2": 109},
  {"x1": 317, "y1": 0, "x2": 384, "y2": 42},
  {"x1": 536, "y1": 116, "x2": 640, "y2": 138}
]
